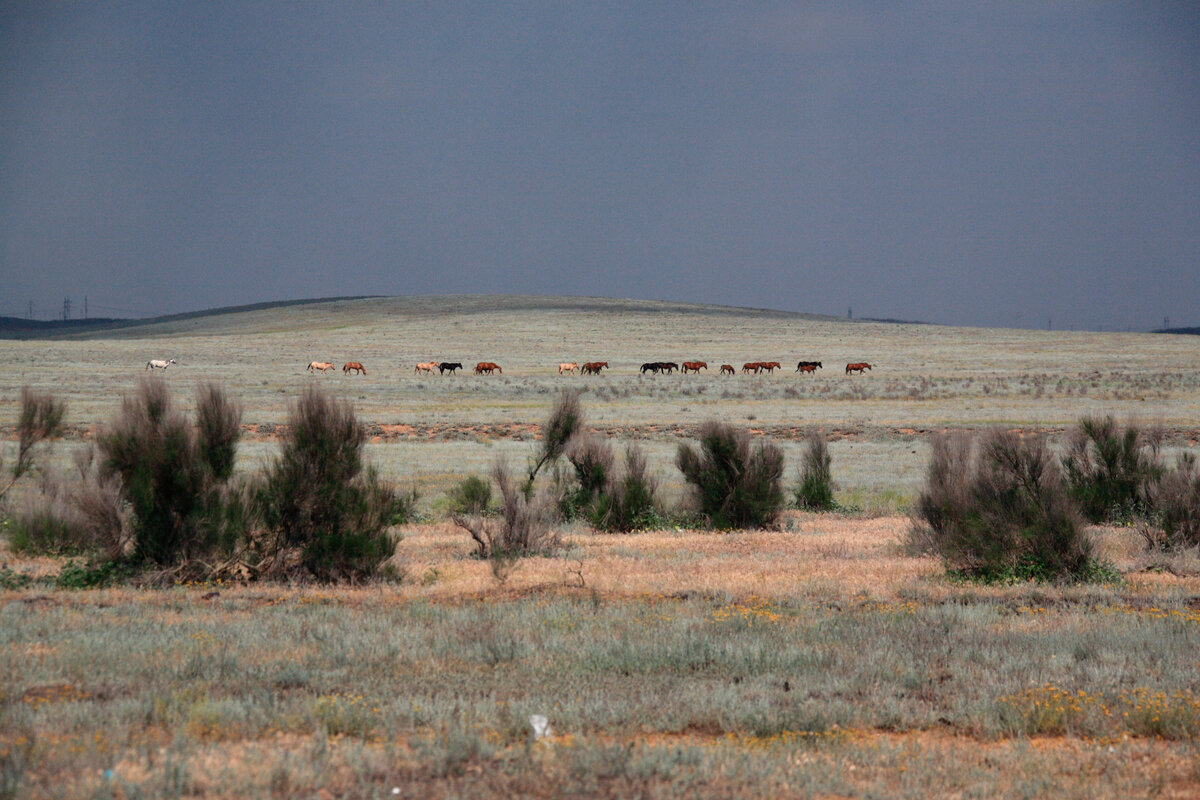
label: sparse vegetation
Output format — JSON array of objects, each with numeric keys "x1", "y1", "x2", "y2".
[
  {"x1": 447, "y1": 474, "x2": 493, "y2": 516},
  {"x1": 1143, "y1": 453, "x2": 1200, "y2": 550},
  {"x1": 0, "y1": 387, "x2": 66, "y2": 505},
  {"x1": 452, "y1": 460, "x2": 560, "y2": 558},
  {"x1": 1061, "y1": 415, "x2": 1163, "y2": 523},
  {"x1": 911, "y1": 430, "x2": 1097, "y2": 582},
  {"x1": 677, "y1": 421, "x2": 786, "y2": 529},
  {"x1": 257, "y1": 386, "x2": 406, "y2": 581},
  {"x1": 96, "y1": 379, "x2": 240, "y2": 566},
  {"x1": 5, "y1": 297, "x2": 1200, "y2": 798},
  {"x1": 793, "y1": 431, "x2": 836, "y2": 510}
]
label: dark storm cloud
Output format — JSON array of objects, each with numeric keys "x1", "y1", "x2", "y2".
[{"x1": 2, "y1": 2, "x2": 1197, "y2": 329}]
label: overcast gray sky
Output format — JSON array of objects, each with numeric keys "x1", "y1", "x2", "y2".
[{"x1": 2, "y1": 2, "x2": 1197, "y2": 330}]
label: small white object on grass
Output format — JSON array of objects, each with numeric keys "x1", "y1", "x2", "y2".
[{"x1": 529, "y1": 714, "x2": 552, "y2": 740}]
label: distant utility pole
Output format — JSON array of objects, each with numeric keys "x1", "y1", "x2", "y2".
[
  {"x1": 27, "y1": 301, "x2": 33, "y2": 320},
  {"x1": 847, "y1": 306, "x2": 852, "y2": 320},
  {"x1": 1048, "y1": 318, "x2": 1052, "y2": 331},
  {"x1": 1164, "y1": 316, "x2": 1170, "y2": 330},
  {"x1": 62, "y1": 297, "x2": 71, "y2": 321},
  {"x1": 84, "y1": 296, "x2": 88, "y2": 319}
]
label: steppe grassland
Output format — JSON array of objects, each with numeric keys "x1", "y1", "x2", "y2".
[
  {"x1": 3, "y1": 296, "x2": 1200, "y2": 798},
  {"x1": 3, "y1": 295, "x2": 1199, "y2": 505}
]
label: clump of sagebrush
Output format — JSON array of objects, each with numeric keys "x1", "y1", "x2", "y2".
[
  {"x1": 564, "y1": 434, "x2": 660, "y2": 532},
  {"x1": 98, "y1": 379, "x2": 242, "y2": 566},
  {"x1": 677, "y1": 421, "x2": 785, "y2": 530},
  {"x1": 562, "y1": 432, "x2": 615, "y2": 518},
  {"x1": 910, "y1": 430, "x2": 1095, "y2": 581},
  {"x1": 793, "y1": 431, "x2": 836, "y2": 510},
  {"x1": 1141, "y1": 454, "x2": 1200, "y2": 551},
  {"x1": 447, "y1": 474, "x2": 492, "y2": 516},
  {"x1": 525, "y1": 390, "x2": 582, "y2": 493},
  {"x1": 257, "y1": 386, "x2": 408, "y2": 581},
  {"x1": 0, "y1": 387, "x2": 67, "y2": 505},
  {"x1": 452, "y1": 460, "x2": 559, "y2": 558},
  {"x1": 1061, "y1": 415, "x2": 1163, "y2": 523}
]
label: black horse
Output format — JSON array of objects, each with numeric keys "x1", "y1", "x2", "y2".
[{"x1": 438, "y1": 362, "x2": 463, "y2": 375}]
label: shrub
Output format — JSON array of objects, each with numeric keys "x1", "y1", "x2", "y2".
[
  {"x1": 258, "y1": 386, "x2": 402, "y2": 581},
  {"x1": 448, "y1": 475, "x2": 493, "y2": 516},
  {"x1": 591, "y1": 443, "x2": 660, "y2": 532},
  {"x1": 1142, "y1": 454, "x2": 1200, "y2": 550},
  {"x1": 0, "y1": 387, "x2": 67, "y2": 504},
  {"x1": 794, "y1": 432, "x2": 836, "y2": 510},
  {"x1": 1061, "y1": 415, "x2": 1163, "y2": 522},
  {"x1": 562, "y1": 432, "x2": 615, "y2": 518},
  {"x1": 452, "y1": 460, "x2": 560, "y2": 558},
  {"x1": 912, "y1": 430, "x2": 1094, "y2": 581},
  {"x1": 677, "y1": 421, "x2": 785, "y2": 530},
  {"x1": 526, "y1": 390, "x2": 583, "y2": 492},
  {"x1": 98, "y1": 379, "x2": 220, "y2": 564}
]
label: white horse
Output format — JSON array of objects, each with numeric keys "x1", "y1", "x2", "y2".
[{"x1": 146, "y1": 358, "x2": 177, "y2": 370}]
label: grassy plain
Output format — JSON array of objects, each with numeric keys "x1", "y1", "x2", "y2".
[{"x1": 2, "y1": 295, "x2": 1200, "y2": 798}]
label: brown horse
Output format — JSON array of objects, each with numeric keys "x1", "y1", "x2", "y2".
[
  {"x1": 845, "y1": 362, "x2": 872, "y2": 375},
  {"x1": 759, "y1": 361, "x2": 782, "y2": 373},
  {"x1": 681, "y1": 361, "x2": 708, "y2": 374},
  {"x1": 475, "y1": 362, "x2": 502, "y2": 374},
  {"x1": 719, "y1": 364, "x2": 735, "y2": 375},
  {"x1": 741, "y1": 362, "x2": 761, "y2": 374},
  {"x1": 343, "y1": 362, "x2": 366, "y2": 375},
  {"x1": 797, "y1": 363, "x2": 819, "y2": 374},
  {"x1": 581, "y1": 361, "x2": 608, "y2": 375}
]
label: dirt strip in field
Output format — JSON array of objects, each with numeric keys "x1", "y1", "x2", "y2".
[{"x1": 8, "y1": 421, "x2": 1200, "y2": 446}]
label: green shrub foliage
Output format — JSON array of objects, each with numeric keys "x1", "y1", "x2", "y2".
[
  {"x1": 452, "y1": 460, "x2": 559, "y2": 558},
  {"x1": 794, "y1": 432, "x2": 835, "y2": 510},
  {"x1": 97, "y1": 379, "x2": 237, "y2": 564},
  {"x1": 913, "y1": 430, "x2": 1093, "y2": 581},
  {"x1": 259, "y1": 386, "x2": 401, "y2": 580},
  {"x1": 677, "y1": 421, "x2": 785, "y2": 530},
  {"x1": 526, "y1": 390, "x2": 583, "y2": 492},
  {"x1": 1061, "y1": 415, "x2": 1162, "y2": 522},
  {"x1": 566, "y1": 434, "x2": 659, "y2": 532},
  {"x1": 448, "y1": 475, "x2": 493, "y2": 516}
]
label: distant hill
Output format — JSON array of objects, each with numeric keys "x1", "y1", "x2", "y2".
[
  {"x1": 0, "y1": 294, "x2": 936, "y2": 340},
  {"x1": 0, "y1": 296, "x2": 380, "y2": 340},
  {"x1": 1153, "y1": 327, "x2": 1200, "y2": 336}
]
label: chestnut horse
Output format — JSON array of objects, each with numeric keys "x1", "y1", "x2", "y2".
[
  {"x1": 343, "y1": 362, "x2": 367, "y2": 375},
  {"x1": 681, "y1": 361, "x2": 708, "y2": 374},
  {"x1": 719, "y1": 364, "x2": 735, "y2": 375},
  {"x1": 581, "y1": 361, "x2": 608, "y2": 375},
  {"x1": 475, "y1": 362, "x2": 502, "y2": 374},
  {"x1": 845, "y1": 362, "x2": 872, "y2": 374}
]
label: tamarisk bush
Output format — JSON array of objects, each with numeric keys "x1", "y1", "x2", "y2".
[
  {"x1": 793, "y1": 431, "x2": 836, "y2": 510},
  {"x1": 258, "y1": 386, "x2": 407, "y2": 581},
  {"x1": 1061, "y1": 415, "x2": 1162, "y2": 523},
  {"x1": 98, "y1": 379, "x2": 242, "y2": 565},
  {"x1": 677, "y1": 421, "x2": 785, "y2": 530},
  {"x1": 912, "y1": 430, "x2": 1095, "y2": 581}
]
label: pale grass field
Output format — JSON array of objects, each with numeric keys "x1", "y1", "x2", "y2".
[
  {"x1": 3, "y1": 297, "x2": 1200, "y2": 798},
  {"x1": 3, "y1": 295, "x2": 1199, "y2": 509}
]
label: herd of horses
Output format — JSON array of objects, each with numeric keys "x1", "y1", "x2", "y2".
[{"x1": 303, "y1": 359, "x2": 873, "y2": 376}]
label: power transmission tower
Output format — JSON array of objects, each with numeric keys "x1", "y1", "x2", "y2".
[{"x1": 62, "y1": 297, "x2": 71, "y2": 321}]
